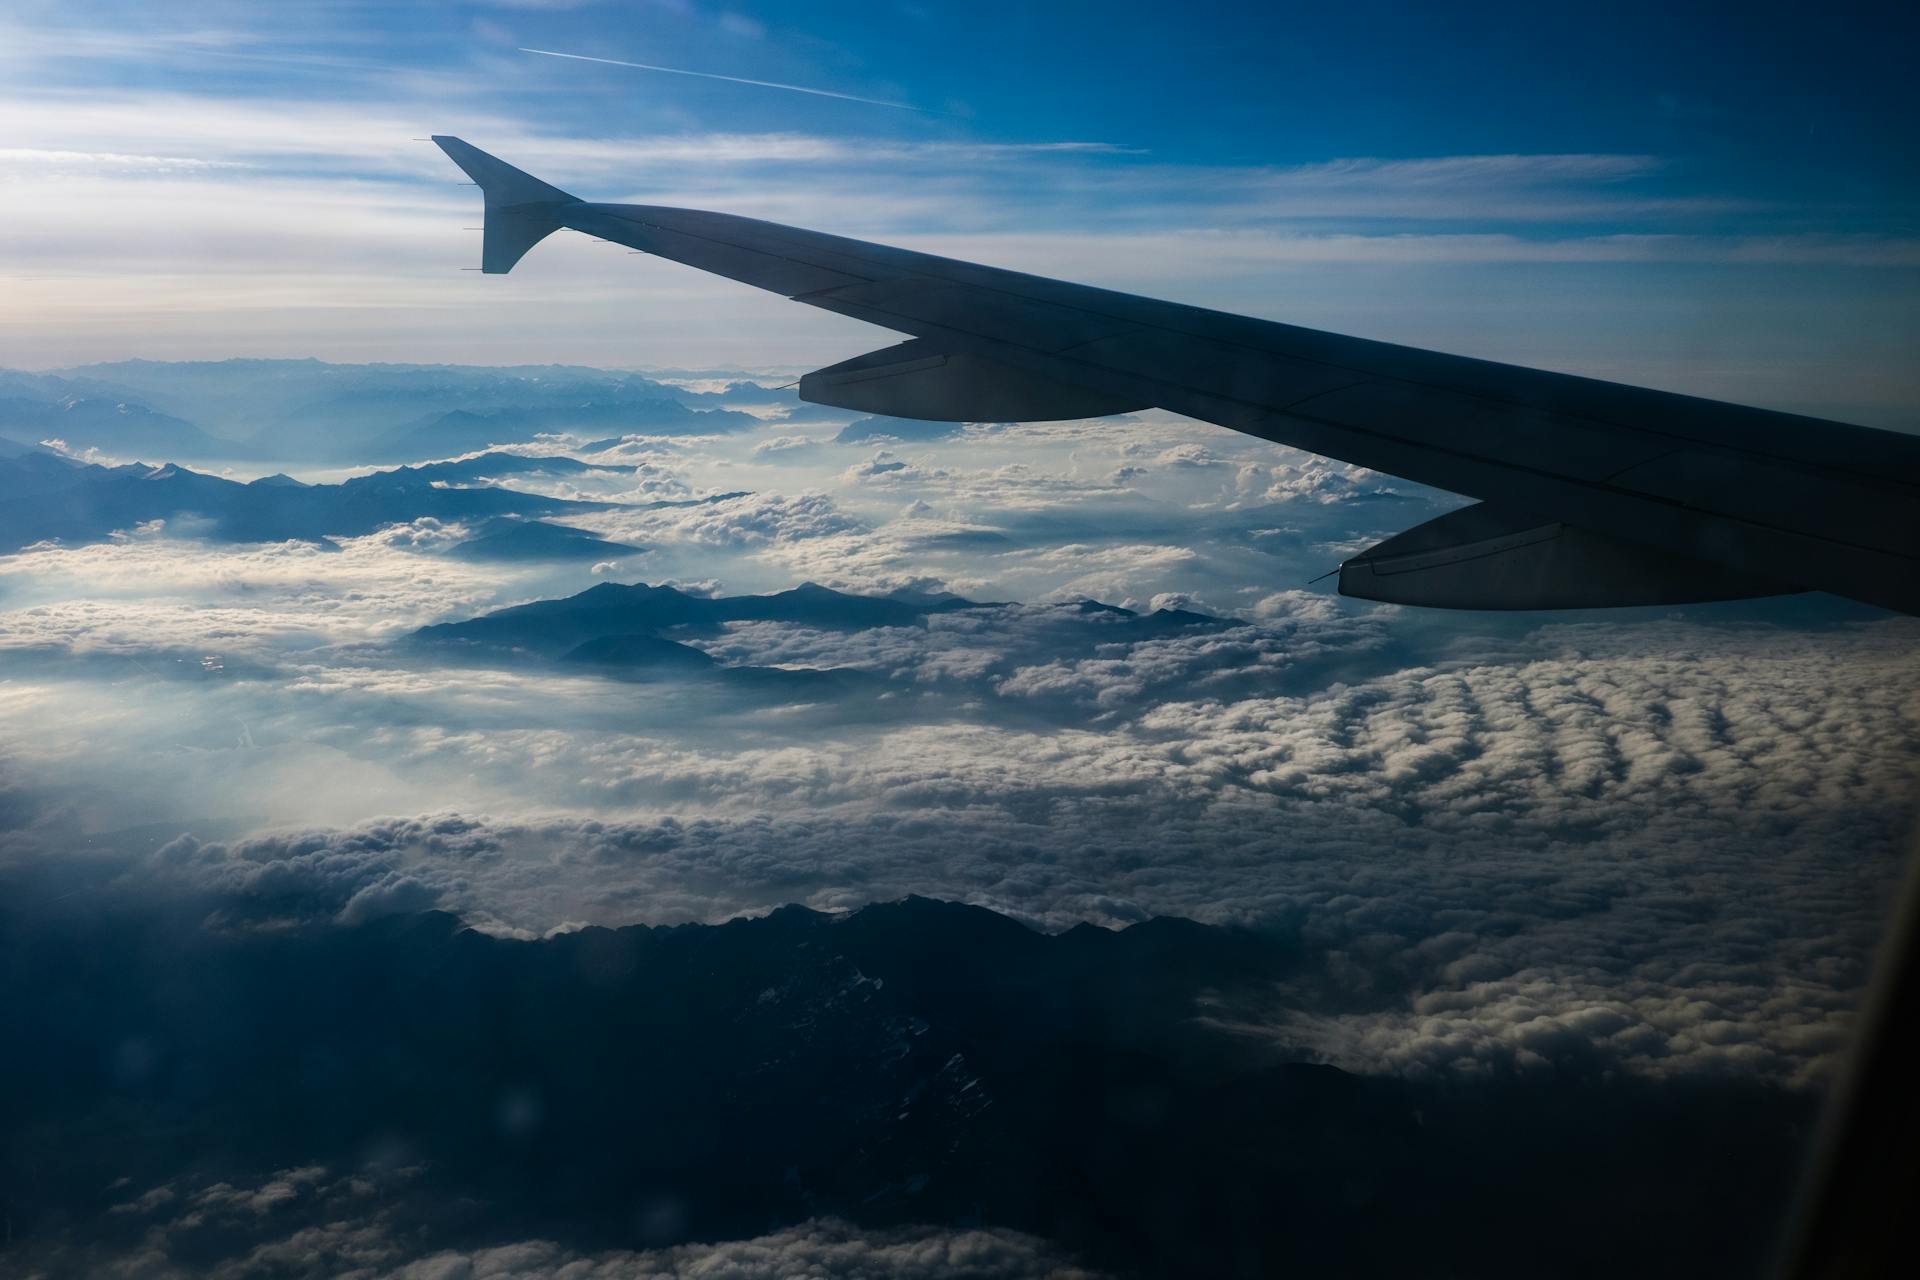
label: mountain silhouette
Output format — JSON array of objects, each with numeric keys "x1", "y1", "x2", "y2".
[
  {"x1": 0, "y1": 894, "x2": 1811, "y2": 1278},
  {"x1": 0, "y1": 394, "x2": 229, "y2": 459},
  {"x1": 402, "y1": 451, "x2": 631, "y2": 483},
  {"x1": 415, "y1": 580, "x2": 991, "y2": 657},
  {"x1": 444, "y1": 517, "x2": 644, "y2": 562},
  {"x1": 0, "y1": 452, "x2": 607, "y2": 551},
  {"x1": 559, "y1": 633, "x2": 719, "y2": 670},
  {"x1": 413, "y1": 583, "x2": 1242, "y2": 691}
]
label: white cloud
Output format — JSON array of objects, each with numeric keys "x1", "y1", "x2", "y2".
[
  {"x1": 589, "y1": 490, "x2": 864, "y2": 548},
  {"x1": 0, "y1": 525, "x2": 518, "y2": 655},
  {"x1": 379, "y1": 1220, "x2": 1104, "y2": 1280},
  {"x1": 66, "y1": 1156, "x2": 1105, "y2": 1280},
  {"x1": 752, "y1": 433, "x2": 816, "y2": 456},
  {"x1": 0, "y1": 146, "x2": 246, "y2": 174},
  {"x1": 36, "y1": 614, "x2": 1904, "y2": 1085}
]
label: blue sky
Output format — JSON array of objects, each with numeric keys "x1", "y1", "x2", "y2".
[{"x1": 2, "y1": 0, "x2": 1916, "y2": 423}]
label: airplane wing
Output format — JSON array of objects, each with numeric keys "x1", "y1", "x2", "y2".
[{"x1": 432, "y1": 136, "x2": 1920, "y2": 616}]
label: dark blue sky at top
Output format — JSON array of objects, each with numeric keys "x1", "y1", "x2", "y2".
[
  {"x1": 374, "y1": 0, "x2": 1920, "y2": 223},
  {"x1": 69, "y1": 1, "x2": 1915, "y2": 226}
]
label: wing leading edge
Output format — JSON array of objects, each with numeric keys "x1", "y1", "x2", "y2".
[{"x1": 432, "y1": 136, "x2": 1920, "y2": 616}]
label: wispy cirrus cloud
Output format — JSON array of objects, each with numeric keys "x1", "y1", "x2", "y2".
[{"x1": 0, "y1": 147, "x2": 247, "y2": 174}]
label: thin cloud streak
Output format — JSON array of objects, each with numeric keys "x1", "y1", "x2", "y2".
[{"x1": 518, "y1": 47, "x2": 928, "y2": 113}]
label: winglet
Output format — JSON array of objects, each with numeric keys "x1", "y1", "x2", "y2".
[{"x1": 431, "y1": 135, "x2": 580, "y2": 274}]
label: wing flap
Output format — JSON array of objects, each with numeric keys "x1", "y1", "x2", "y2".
[
  {"x1": 807, "y1": 279, "x2": 1139, "y2": 351},
  {"x1": 1340, "y1": 502, "x2": 1796, "y2": 610},
  {"x1": 799, "y1": 339, "x2": 1146, "y2": 422}
]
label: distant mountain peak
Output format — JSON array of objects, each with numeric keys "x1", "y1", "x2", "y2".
[
  {"x1": 577, "y1": 580, "x2": 683, "y2": 600},
  {"x1": 0, "y1": 453, "x2": 603, "y2": 553},
  {"x1": 413, "y1": 579, "x2": 992, "y2": 662}
]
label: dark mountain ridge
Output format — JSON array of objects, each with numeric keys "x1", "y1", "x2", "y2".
[
  {"x1": 414, "y1": 580, "x2": 995, "y2": 656},
  {"x1": 397, "y1": 450, "x2": 630, "y2": 483},
  {"x1": 414, "y1": 581, "x2": 1244, "y2": 670},
  {"x1": 443, "y1": 516, "x2": 645, "y2": 563},
  {"x1": 0, "y1": 893, "x2": 1812, "y2": 1278}
]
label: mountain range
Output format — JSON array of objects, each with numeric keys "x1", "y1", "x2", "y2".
[
  {"x1": 414, "y1": 580, "x2": 991, "y2": 659},
  {"x1": 0, "y1": 894, "x2": 1810, "y2": 1278},
  {"x1": 442, "y1": 517, "x2": 644, "y2": 563},
  {"x1": 0, "y1": 393, "x2": 230, "y2": 458},
  {"x1": 416, "y1": 581, "x2": 1241, "y2": 658},
  {"x1": 407, "y1": 581, "x2": 1253, "y2": 702},
  {"x1": 0, "y1": 451, "x2": 607, "y2": 552},
  {"x1": 0, "y1": 361, "x2": 772, "y2": 464},
  {"x1": 396, "y1": 450, "x2": 632, "y2": 484}
]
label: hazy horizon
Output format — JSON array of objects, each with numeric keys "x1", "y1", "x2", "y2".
[{"x1": 3, "y1": 3, "x2": 1917, "y2": 428}]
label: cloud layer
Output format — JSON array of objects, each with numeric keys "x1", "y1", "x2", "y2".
[
  {"x1": 7, "y1": 615, "x2": 1889, "y2": 1087},
  {"x1": 2, "y1": 377, "x2": 1914, "y2": 1096},
  {"x1": 61, "y1": 1158, "x2": 1102, "y2": 1280}
]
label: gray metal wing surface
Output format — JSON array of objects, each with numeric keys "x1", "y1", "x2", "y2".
[{"x1": 432, "y1": 136, "x2": 1920, "y2": 617}]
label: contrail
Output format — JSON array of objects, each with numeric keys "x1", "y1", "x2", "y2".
[{"x1": 519, "y1": 47, "x2": 926, "y2": 112}]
